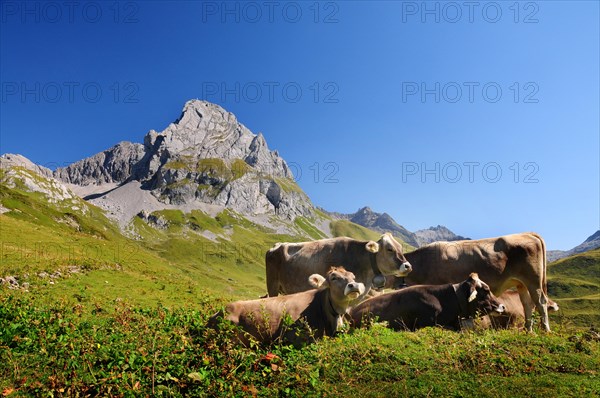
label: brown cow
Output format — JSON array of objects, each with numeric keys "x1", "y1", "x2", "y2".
[
  {"x1": 478, "y1": 289, "x2": 560, "y2": 329},
  {"x1": 394, "y1": 232, "x2": 551, "y2": 331},
  {"x1": 265, "y1": 233, "x2": 411, "y2": 299},
  {"x1": 351, "y1": 273, "x2": 505, "y2": 331},
  {"x1": 210, "y1": 267, "x2": 365, "y2": 347}
]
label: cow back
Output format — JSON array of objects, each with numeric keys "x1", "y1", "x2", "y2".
[{"x1": 266, "y1": 237, "x2": 375, "y2": 296}]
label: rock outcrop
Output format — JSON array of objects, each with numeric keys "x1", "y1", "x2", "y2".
[
  {"x1": 0, "y1": 153, "x2": 53, "y2": 179},
  {"x1": 53, "y1": 100, "x2": 312, "y2": 220},
  {"x1": 54, "y1": 141, "x2": 145, "y2": 186},
  {"x1": 1, "y1": 154, "x2": 76, "y2": 204}
]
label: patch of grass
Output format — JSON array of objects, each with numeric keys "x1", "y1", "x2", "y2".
[
  {"x1": 294, "y1": 217, "x2": 328, "y2": 240},
  {"x1": 186, "y1": 210, "x2": 224, "y2": 235},
  {"x1": 230, "y1": 159, "x2": 250, "y2": 180},
  {"x1": 549, "y1": 249, "x2": 600, "y2": 327},
  {"x1": 330, "y1": 220, "x2": 414, "y2": 252},
  {"x1": 274, "y1": 177, "x2": 303, "y2": 194},
  {"x1": 306, "y1": 325, "x2": 600, "y2": 396},
  {"x1": 165, "y1": 178, "x2": 192, "y2": 190},
  {"x1": 0, "y1": 297, "x2": 598, "y2": 396},
  {"x1": 550, "y1": 249, "x2": 600, "y2": 281},
  {"x1": 331, "y1": 220, "x2": 381, "y2": 241},
  {"x1": 196, "y1": 158, "x2": 228, "y2": 178},
  {"x1": 215, "y1": 209, "x2": 271, "y2": 233},
  {"x1": 164, "y1": 157, "x2": 251, "y2": 182},
  {"x1": 313, "y1": 208, "x2": 332, "y2": 220},
  {"x1": 163, "y1": 160, "x2": 189, "y2": 170},
  {"x1": 153, "y1": 210, "x2": 186, "y2": 226}
]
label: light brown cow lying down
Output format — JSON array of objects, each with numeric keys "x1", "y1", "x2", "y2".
[
  {"x1": 209, "y1": 267, "x2": 365, "y2": 347},
  {"x1": 478, "y1": 289, "x2": 560, "y2": 329},
  {"x1": 351, "y1": 273, "x2": 506, "y2": 331}
]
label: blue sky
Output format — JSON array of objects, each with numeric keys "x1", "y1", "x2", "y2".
[{"x1": 1, "y1": 1, "x2": 598, "y2": 250}]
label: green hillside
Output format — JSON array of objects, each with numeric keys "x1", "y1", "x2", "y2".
[
  {"x1": 548, "y1": 249, "x2": 600, "y2": 327},
  {"x1": 0, "y1": 168, "x2": 307, "y2": 308},
  {"x1": 330, "y1": 219, "x2": 415, "y2": 252}
]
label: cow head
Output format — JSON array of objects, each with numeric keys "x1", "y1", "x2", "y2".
[
  {"x1": 309, "y1": 267, "x2": 366, "y2": 307},
  {"x1": 366, "y1": 233, "x2": 412, "y2": 277},
  {"x1": 463, "y1": 273, "x2": 505, "y2": 317}
]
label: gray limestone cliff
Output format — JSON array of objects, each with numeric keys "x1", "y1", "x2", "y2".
[{"x1": 53, "y1": 100, "x2": 312, "y2": 220}]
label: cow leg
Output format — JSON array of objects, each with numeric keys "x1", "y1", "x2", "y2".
[
  {"x1": 517, "y1": 285, "x2": 535, "y2": 331},
  {"x1": 528, "y1": 285, "x2": 550, "y2": 332}
]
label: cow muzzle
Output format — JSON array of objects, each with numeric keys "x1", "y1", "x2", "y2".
[
  {"x1": 345, "y1": 282, "x2": 365, "y2": 299},
  {"x1": 492, "y1": 303, "x2": 506, "y2": 314},
  {"x1": 548, "y1": 302, "x2": 560, "y2": 312},
  {"x1": 395, "y1": 261, "x2": 412, "y2": 276}
]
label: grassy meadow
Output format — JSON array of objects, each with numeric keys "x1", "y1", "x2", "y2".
[{"x1": 0, "y1": 169, "x2": 599, "y2": 396}]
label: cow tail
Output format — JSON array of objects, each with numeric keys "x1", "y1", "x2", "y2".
[{"x1": 541, "y1": 234, "x2": 548, "y2": 295}]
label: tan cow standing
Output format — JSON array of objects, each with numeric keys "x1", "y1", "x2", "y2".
[
  {"x1": 400, "y1": 232, "x2": 551, "y2": 331},
  {"x1": 265, "y1": 233, "x2": 412, "y2": 299}
]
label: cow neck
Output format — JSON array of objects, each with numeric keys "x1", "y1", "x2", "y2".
[
  {"x1": 369, "y1": 252, "x2": 382, "y2": 277},
  {"x1": 452, "y1": 283, "x2": 470, "y2": 318},
  {"x1": 323, "y1": 289, "x2": 345, "y2": 318}
]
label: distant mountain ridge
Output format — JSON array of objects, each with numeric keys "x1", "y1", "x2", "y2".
[
  {"x1": 413, "y1": 225, "x2": 469, "y2": 246},
  {"x1": 323, "y1": 206, "x2": 419, "y2": 247},
  {"x1": 548, "y1": 230, "x2": 600, "y2": 262},
  {"x1": 322, "y1": 206, "x2": 467, "y2": 248}
]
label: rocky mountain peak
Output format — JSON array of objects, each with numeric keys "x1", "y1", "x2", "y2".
[
  {"x1": 132, "y1": 99, "x2": 292, "y2": 182},
  {"x1": 52, "y1": 99, "x2": 311, "y2": 221},
  {"x1": 352, "y1": 206, "x2": 377, "y2": 223}
]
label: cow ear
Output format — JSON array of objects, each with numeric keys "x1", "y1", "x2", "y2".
[
  {"x1": 308, "y1": 274, "x2": 327, "y2": 288},
  {"x1": 365, "y1": 241, "x2": 380, "y2": 253},
  {"x1": 469, "y1": 273, "x2": 482, "y2": 287},
  {"x1": 468, "y1": 287, "x2": 478, "y2": 302}
]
